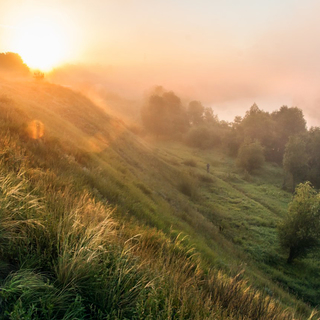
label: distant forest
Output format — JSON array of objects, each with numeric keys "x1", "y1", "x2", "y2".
[{"x1": 141, "y1": 86, "x2": 319, "y2": 191}]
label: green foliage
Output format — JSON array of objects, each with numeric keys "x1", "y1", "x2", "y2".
[
  {"x1": 283, "y1": 135, "x2": 308, "y2": 191},
  {"x1": 271, "y1": 106, "x2": 307, "y2": 162},
  {"x1": 236, "y1": 141, "x2": 265, "y2": 173},
  {"x1": 0, "y1": 78, "x2": 316, "y2": 318},
  {"x1": 177, "y1": 173, "x2": 198, "y2": 198},
  {"x1": 141, "y1": 86, "x2": 189, "y2": 137},
  {"x1": 278, "y1": 182, "x2": 320, "y2": 263},
  {"x1": 229, "y1": 104, "x2": 307, "y2": 163},
  {"x1": 187, "y1": 100, "x2": 204, "y2": 125},
  {"x1": 305, "y1": 127, "x2": 320, "y2": 188},
  {"x1": 222, "y1": 129, "x2": 241, "y2": 157},
  {"x1": 281, "y1": 128, "x2": 320, "y2": 190},
  {"x1": 185, "y1": 125, "x2": 221, "y2": 149},
  {"x1": 240, "y1": 104, "x2": 275, "y2": 158},
  {"x1": 0, "y1": 271, "x2": 85, "y2": 319}
]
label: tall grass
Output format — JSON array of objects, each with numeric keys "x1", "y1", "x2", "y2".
[
  {"x1": 177, "y1": 172, "x2": 198, "y2": 199},
  {"x1": 0, "y1": 270, "x2": 85, "y2": 319},
  {"x1": 0, "y1": 82, "x2": 316, "y2": 319},
  {"x1": 0, "y1": 160, "x2": 304, "y2": 319}
]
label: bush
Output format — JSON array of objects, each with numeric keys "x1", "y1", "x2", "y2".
[
  {"x1": 185, "y1": 125, "x2": 221, "y2": 149},
  {"x1": 278, "y1": 182, "x2": 320, "y2": 263},
  {"x1": 222, "y1": 130, "x2": 241, "y2": 157},
  {"x1": 236, "y1": 141, "x2": 265, "y2": 173}
]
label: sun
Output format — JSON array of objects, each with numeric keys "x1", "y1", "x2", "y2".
[{"x1": 12, "y1": 17, "x2": 69, "y2": 72}]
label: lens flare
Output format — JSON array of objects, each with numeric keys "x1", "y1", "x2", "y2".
[{"x1": 27, "y1": 120, "x2": 44, "y2": 139}]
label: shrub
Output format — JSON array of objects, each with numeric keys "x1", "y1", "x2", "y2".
[
  {"x1": 236, "y1": 141, "x2": 265, "y2": 173},
  {"x1": 185, "y1": 125, "x2": 221, "y2": 149},
  {"x1": 278, "y1": 182, "x2": 320, "y2": 263}
]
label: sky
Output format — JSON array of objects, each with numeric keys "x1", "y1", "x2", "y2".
[{"x1": 1, "y1": 0, "x2": 320, "y2": 125}]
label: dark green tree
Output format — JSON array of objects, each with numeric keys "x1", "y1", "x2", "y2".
[
  {"x1": 239, "y1": 104, "x2": 275, "y2": 161},
  {"x1": 278, "y1": 182, "x2": 320, "y2": 263},
  {"x1": 236, "y1": 140, "x2": 265, "y2": 173},
  {"x1": 305, "y1": 127, "x2": 320, "y2": 188},
  {"x1": 185, "y1": 125, "x2": 221, "y2": 149},
  {"x1": 271, "y1": 106, "x2": 307, "y2": 162},
  {"x1": 283, "y1": 135, "x2": 308, "y2": 191}
]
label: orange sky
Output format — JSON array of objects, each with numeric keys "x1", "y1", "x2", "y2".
[{"x1": 1, "y1": 0, "x2": 320, "y2": 125}]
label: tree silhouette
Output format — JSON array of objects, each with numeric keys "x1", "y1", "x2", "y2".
[
  {"x1": 141, "y1": 87, "x2": 189, "y2": 137},
  {"x1": 187, "y1": 100, "x2": 204, "y2": 125},
  {"x1": 0, "y1": 52, "x2": 30, "y2": 76}
]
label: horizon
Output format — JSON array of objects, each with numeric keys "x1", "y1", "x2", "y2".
[{"x1": 1, "y1": 1, "x2": 320, "y2": 126}]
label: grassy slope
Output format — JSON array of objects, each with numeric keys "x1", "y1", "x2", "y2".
[
  {"x1": 0, "y1": 78, "x2": 318, "y2": 318},
  {"x1": 153, "y1": 142, "x2": 320, "y2": 310}
]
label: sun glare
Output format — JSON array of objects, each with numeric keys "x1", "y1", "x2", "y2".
[{"x1": 12, "y1": 18, "x2": 69, "y2": 72}]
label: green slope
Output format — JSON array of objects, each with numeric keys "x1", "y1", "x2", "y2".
[{"x1": 0, "y1": 78, "x2": 317, "y2": 319}]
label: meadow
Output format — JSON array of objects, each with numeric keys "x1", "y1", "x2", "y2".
[{"x1": 0, "y1": 78, "x2": 318, "y2": 319}]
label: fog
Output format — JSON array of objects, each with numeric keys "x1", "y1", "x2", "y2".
[{"x1": 2, "y1": 0, "x2": 320, "y2": 126}]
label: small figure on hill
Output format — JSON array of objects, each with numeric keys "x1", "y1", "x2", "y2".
[{"x1": 207, "y1": 163, "x2": 210, "y2": 173}]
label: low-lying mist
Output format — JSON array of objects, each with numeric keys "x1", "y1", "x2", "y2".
[{"x1": 47, "y1": 54, "x2": 320, "y2": 129}]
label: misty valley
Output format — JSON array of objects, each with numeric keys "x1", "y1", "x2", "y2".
[{"x1": 0, "y1": 56, "x2": 319, "y2": 319}]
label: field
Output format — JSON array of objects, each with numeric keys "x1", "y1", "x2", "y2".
[{"x1": 0, "y1": 78, "x2": 318, "y2": 319}]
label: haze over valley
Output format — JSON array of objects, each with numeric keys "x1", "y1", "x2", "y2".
[{"x1": 1, "y1": 1, "x2": 320, "y2": 319}]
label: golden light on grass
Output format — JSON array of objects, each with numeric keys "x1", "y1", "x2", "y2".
[
  {"x1": 86, "y1": 133, "x2": 109, "y2": 153},
  {"x1": 27, "y1": 120, "x2": 44, "y2": 139}
]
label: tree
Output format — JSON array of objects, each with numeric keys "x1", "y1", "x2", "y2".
[
  {"x1": 278, "y1": 182, "x2": 320, "y2": 263},
  {"x1": 305, "y1": 127, "x2": 320, "y2": 188},
  {"x1": 203, "y1": 107, "x2": 218, "y2": 124},
  {"x1": 141, "y1": 87, "x2": 189, "y2": 137},
  {"x1": 283, "y1": 135, "x2": 308, "y2": 191},
  {"x1": 236, "y1": 141, "x2": 265, "y2": 173},
  {"x1": 0, "y1": 52, "x2": 30, "y2": 76},
  {"x1": 239, "y1": 104, "x2": 275, "y2": 161},
  {"x1": 187, "y1": 101, "x2": 204, "y2": 125},
  {"x1": 271, "y1": 106, "x2": 307, "y2": 162},
  {"x1": 185, "y1": 125, "x2": 221, "y2": 149}
]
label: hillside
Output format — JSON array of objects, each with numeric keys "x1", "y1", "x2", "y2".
[{"x1": 0, "y1": 78, "x2": 318, "y2": 319}]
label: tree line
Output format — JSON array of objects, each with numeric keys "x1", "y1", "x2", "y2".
[
  {"x1": 141, "y1": 87, "x2": 320, "y2": 264},
  {"x1": 141, "y1": 87, "x2": 309, "y2": 182},
  {"x1": 141, "y1": 86, "x2": 320, "y2": 191}
]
